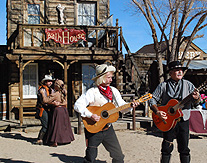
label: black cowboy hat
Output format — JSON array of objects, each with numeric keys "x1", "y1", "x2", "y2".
[{"x1": 167, "y1": 61, "x2": 188, "y2": 73}]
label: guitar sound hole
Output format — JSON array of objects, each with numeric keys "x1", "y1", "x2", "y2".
[
  {"x1": 101, "y1": 110, "x2": 109, "y2": 119},
  {"x1": 170, "y1": 108, "x2": 175, "y2": 114}
]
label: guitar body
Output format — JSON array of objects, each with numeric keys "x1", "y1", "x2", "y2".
[
  {"x1": 81, "y1": 93, "x2": 153, "y2": 133},
  {"x1": 82, "y1": 102, "x2": 119, "y2": 133},
  {"x1": 152, "y1": 99, "x2": 184, "y2": 132}
]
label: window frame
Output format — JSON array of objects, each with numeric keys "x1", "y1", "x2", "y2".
[
  {"x1": 82, "y1": 63, "x2": 96, "y2": 94},
  {"x1": 23, "y1": 63, "x2": 39, "y2": 99},
  {"x1": 77, "y1": 1, "x2": 97, "y2": 26},
  {"x1": 27, "y1": 3, "x2": 41, "y2": 24}
]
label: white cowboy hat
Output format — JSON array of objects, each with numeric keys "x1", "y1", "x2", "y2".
[
  {"x1": 92, "y1": 63, "x2": 116, "y2": 80},
  {"x1": 41, "y1": 75, "x2": 55, "y2": 83}
]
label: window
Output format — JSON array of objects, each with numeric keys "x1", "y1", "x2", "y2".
[
  {"x1": 23, "y1": 63, "x2": 38, "y2": 98},
  {"x1": 82, "y1": 64, "x2": 96, "y2": 94},
  {"x1": 78, "y1": 2, "x2": 96, "y2": 25},
  {"x1": 28, "y1": 4, "x2": 40, "y2": 24}
]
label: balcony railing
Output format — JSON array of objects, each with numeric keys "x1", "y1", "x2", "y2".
[{"x1": 8, "y1": 23, "x2": 120, "y2": 51}]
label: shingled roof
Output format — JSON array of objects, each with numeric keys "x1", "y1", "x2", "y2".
[{"x1": 135, "y1": 42, "x2": 168, "y2": 54}]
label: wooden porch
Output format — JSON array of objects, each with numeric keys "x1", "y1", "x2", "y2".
[
  {"x1": 7, "y1": 23, "x2": 121, "y2": 54},
  {"x1": 6, "y1": 22, "x2": 124, "y2": 126}
]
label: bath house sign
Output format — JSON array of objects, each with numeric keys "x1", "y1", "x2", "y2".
[{"x1": 45, "y1": 28, "x2": 86, "y2": 44}]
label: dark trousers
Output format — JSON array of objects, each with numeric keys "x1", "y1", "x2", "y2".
[
  {"x1": 84, "y1": 125, "x2": 124, "y2": 163},
  {"x1": 39, "y1": 110, "x2": 48, "y2": 134},
  {"x1": 161, "y1": 119, "x2": 190, "y2": 157}
]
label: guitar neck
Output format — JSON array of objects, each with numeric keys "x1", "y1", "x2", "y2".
[
  {"x1": 174, "y1": 93, "x2": 193, "y2": 110},
  {"x1": 173, "y1": 81, "x2": 207, "y2": 111},
  {"x1": 107, "y1": 93, "x2": 152, "y2": 115},
  {"x1": 107, "y1": 100, "x2": 139, "y2": 115},
  {"x1": 174, "y1": 88, "x2": 201, "y2": 110}
]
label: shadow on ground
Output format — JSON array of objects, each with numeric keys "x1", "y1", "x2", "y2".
[
  {"x1": 50, "y1": 153, "x2": 107, "y2": 163},
  {"x1": 0, "y1": 158, "x2": 32, "y2": 163},
  {"x1": 0, "y1": 132, "x2": 35, "y2": 143}
]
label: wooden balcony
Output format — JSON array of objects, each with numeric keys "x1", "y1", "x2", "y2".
[{"x1": 7, "y1": 24, "x2": 121, "y2": 61}]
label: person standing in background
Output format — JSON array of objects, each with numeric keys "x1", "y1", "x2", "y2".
[
  {"x1": 40, "y1": 79, "x2": 75, "y2": 147},
  {"x1": 33, "y1": 75, "x2": 55, "y2": 145}
]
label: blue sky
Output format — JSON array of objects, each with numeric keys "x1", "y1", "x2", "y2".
[
  {"x1": 0, "y1": 0, "x2": 6, "y2": 45},
  {"x1": 0, "y1": 0, "x2": 207, "y2": 53},
  {"x1": 110, "y1": 0, "x2": 207, "y2": 53}
]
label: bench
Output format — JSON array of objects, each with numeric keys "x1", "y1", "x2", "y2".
[{"x1": 12, "y1": 99, "x2": 37, "y2": 118}]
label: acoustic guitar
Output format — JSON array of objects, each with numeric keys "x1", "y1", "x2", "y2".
[
  {"x1": 152, "y1": 82, "x2": 207, "y2": 132},
  {"x1": 82, "y1": 93, "x2": 152, "y2": 133}
]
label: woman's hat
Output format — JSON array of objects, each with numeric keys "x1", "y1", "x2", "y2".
[
  {"x1": 54, "y1": 79, "x2": 64, "y2": 89},
  {"x1": 167, "y1": 61, "x2": 188, "y2": 73},
  {"x1": 92, "y1": 63, "x2": 116, "y2": 80},
  {"x1": 41, "y1": 75, "x2": 55, "y2": 83}
]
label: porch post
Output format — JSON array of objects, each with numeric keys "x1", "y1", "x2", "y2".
[
  {"x1": 64, "y1": 55, "x2": 68, "y2": 90},
  {"x1": 107, "y1": 0, "x2": 110, "y2": 17},
  {"x1": 116, "y1": 19, "x2": 119, "y2": 51},
  {"x1": 19, "y1": 55, "x2": 23, "y2": 126},
  {"x1": 120, "y1": 26, "x2": 123, "y2": 54}
]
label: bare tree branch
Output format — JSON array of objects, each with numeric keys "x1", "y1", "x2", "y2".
[
  {"x1": 193, "y1": 34, "x2": 204, "y2": 40},
  {"x1": 175, "y1": 1, "x2": 195, "y2": 59},
  {"x1": 147, "y1": 0, "x2": 170, "y2": 43},
  {"x1": 181, "y1": 12, "x2": 207, "y2": 62},
  {"x1": 197, "y1": 23, "x2": 207, "y2": 31},
  {"x1": 131, "y1": 0, "x2": 207, "y2": 83},
  {"x1": 170, "y1": 0, "x2": 181, "y2": 61},
  {"x1": 183, "y1": 10, "x2": 207, "y2": 33}
]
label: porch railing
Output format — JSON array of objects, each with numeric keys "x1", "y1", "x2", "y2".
[{"x1": 8, "y1": 23, "x2": 120, "y2": 51}]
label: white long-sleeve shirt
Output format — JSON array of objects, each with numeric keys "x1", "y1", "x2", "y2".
[{"x1": 74, "y1": 86, "x2": 132, "y2": 118}]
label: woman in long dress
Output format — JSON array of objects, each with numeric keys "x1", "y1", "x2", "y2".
[{"x1": 41, "y1": 79, "x2": 75, "y2": 147}]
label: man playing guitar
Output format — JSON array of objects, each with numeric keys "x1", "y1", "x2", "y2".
[
  {"x1": 149, "y1": 61, "x2": 200, "y2": 163},
  {"x1": 74, "y1": 62, "x2": 139, "y2": 163}
]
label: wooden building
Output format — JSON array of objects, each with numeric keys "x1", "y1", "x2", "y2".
[
  {"x1": 1, "y1": 0, "x2": 125, "y2": 124},
  {"x1": 125, "y1": 41, "x2": 207, "y2": 94}
]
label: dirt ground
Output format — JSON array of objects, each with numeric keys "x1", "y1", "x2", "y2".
[{"x1": 0, "y1": 122, "x2": 207, "y2": 163}]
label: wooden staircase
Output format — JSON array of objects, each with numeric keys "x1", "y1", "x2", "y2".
[
  {"x1": 117, "y1": 33, "x2": 150, "y2": 118},
  {"x1": 12, "y1": 99, "x2": 37, "y2": 119}
]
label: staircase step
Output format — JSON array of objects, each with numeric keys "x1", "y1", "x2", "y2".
[
  {"x1": 118, "y1": 83, "x2": 126, "y2": 87},
  {"x1": 23, "y1": 112, "x2": 36, "y2": 115},
  {"x1": 23, "y1": 116, "x2": 36, "y2": 119},
  {"x1": 119, "y1": 82, "x2": 134, "y2": 86},
  {"x1": 121, "y1": 94, "x2": 135, "y2": 97},
  {"x1": 135, "y1": 110, "x2": 144, "y2": 114}
]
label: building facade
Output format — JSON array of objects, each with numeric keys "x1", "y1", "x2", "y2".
[
  {"x1": 125, "y1": 41, "x2": 207, "y2": 94},
  {"x1": 1, "y1": 0, "x2": 124, "y2": 123}
]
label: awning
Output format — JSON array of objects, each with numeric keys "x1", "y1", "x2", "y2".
[{"x1": 162, "y1": 60, "x2": 207, "y2": 70}]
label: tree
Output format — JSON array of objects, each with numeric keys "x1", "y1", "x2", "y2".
[{"x1": 131, "y1": 0, "x2": 207, "y2": 83}]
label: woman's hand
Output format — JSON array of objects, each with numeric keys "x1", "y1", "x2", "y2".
[{"x1": 52, "y1": 101, "x2": 60, "y2": 106}]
